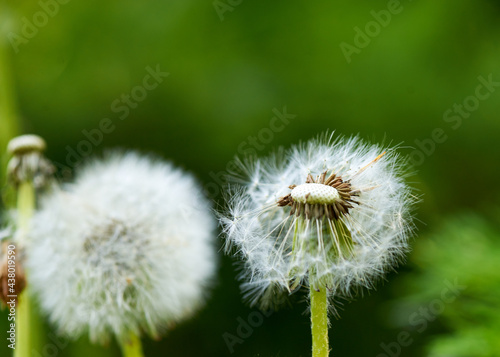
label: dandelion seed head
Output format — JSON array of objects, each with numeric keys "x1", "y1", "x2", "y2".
[
  {"x1": 27, "y1": 152, "x2": 217, "y2": 343},
  {"x1": 221, "y1": 133, "x2": 416, "y2": 308},
  {"x1": 7, "y1": 134, "x2": 54, "y2": 188}
]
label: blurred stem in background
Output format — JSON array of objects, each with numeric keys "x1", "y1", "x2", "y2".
[
  {"x1": 14, "y1": 180, "x2": 35, "y2": 357},
  {"x1": 119, "y1": 333, "x2": 145, "y2": 357},
  {"x1": 0, "y1": 2, "x2": 21, "y2": 172}
]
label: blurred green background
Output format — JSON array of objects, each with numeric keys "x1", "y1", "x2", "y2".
[{"x1": 1, "y1": 0, "x2": 499, "y2": 356}]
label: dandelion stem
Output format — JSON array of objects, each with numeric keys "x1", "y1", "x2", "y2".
[
  {"x1": 0, "y1": 4, "x2": 21, "y2": 164},
  {"x1": 119, "y1": 332, "x2": 145, "y2": 357},
  {"x1": 16, "y1": 181, "x2": 35, "y2": 242},
  {"x1": 310, "y1": 285, "x2": 329, "y2": 357},
  {"x1": 15, "y1": 293, "x2": 32, "y2": 357},
  {"x1": 14, "y1": 181, "x2": 36, "y2": 357}
]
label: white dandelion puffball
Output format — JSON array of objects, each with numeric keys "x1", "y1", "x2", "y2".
[
  {"x1": 27, "y1": 152, "x2": 217, "y2": 343},
  {"x1": 221, "y1": 134, "x2": 416, "y2": 307}
]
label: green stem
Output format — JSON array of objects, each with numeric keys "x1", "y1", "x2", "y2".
[
  {"x1": 0, "y1": 3, "x2": 21, "y2": 162},
  {"x1": 16, "y1": 181, "x2": 35, "y2": 242},
  {"x1": 119, "y1": 333, "x2": 145, "y2": 357},
  {"x1": 14, "y1": 181, "x2": 35, "y2": 357},
  {"x1": 15, "y1": 292, "x2": 32, "y2": 357},
  {"x1": 311, "y1": 285, "x2": 329, "y2": 357}
]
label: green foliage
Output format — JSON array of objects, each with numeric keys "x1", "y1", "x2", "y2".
[{"x1": 394, "y1": 213, "x2": 500, "y2": 356}]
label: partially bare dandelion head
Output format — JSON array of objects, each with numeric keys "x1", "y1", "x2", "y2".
[
  {"x1": 7, "y1": 134, "x2": 54, "y2": 188},
  {"x1": 220, "y1": 133, "x2": 416, "y2": 309}
]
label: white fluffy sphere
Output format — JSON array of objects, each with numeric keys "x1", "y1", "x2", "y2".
[{"x1": 27, "y1": 152, "x2": 217, "y2": 343}]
